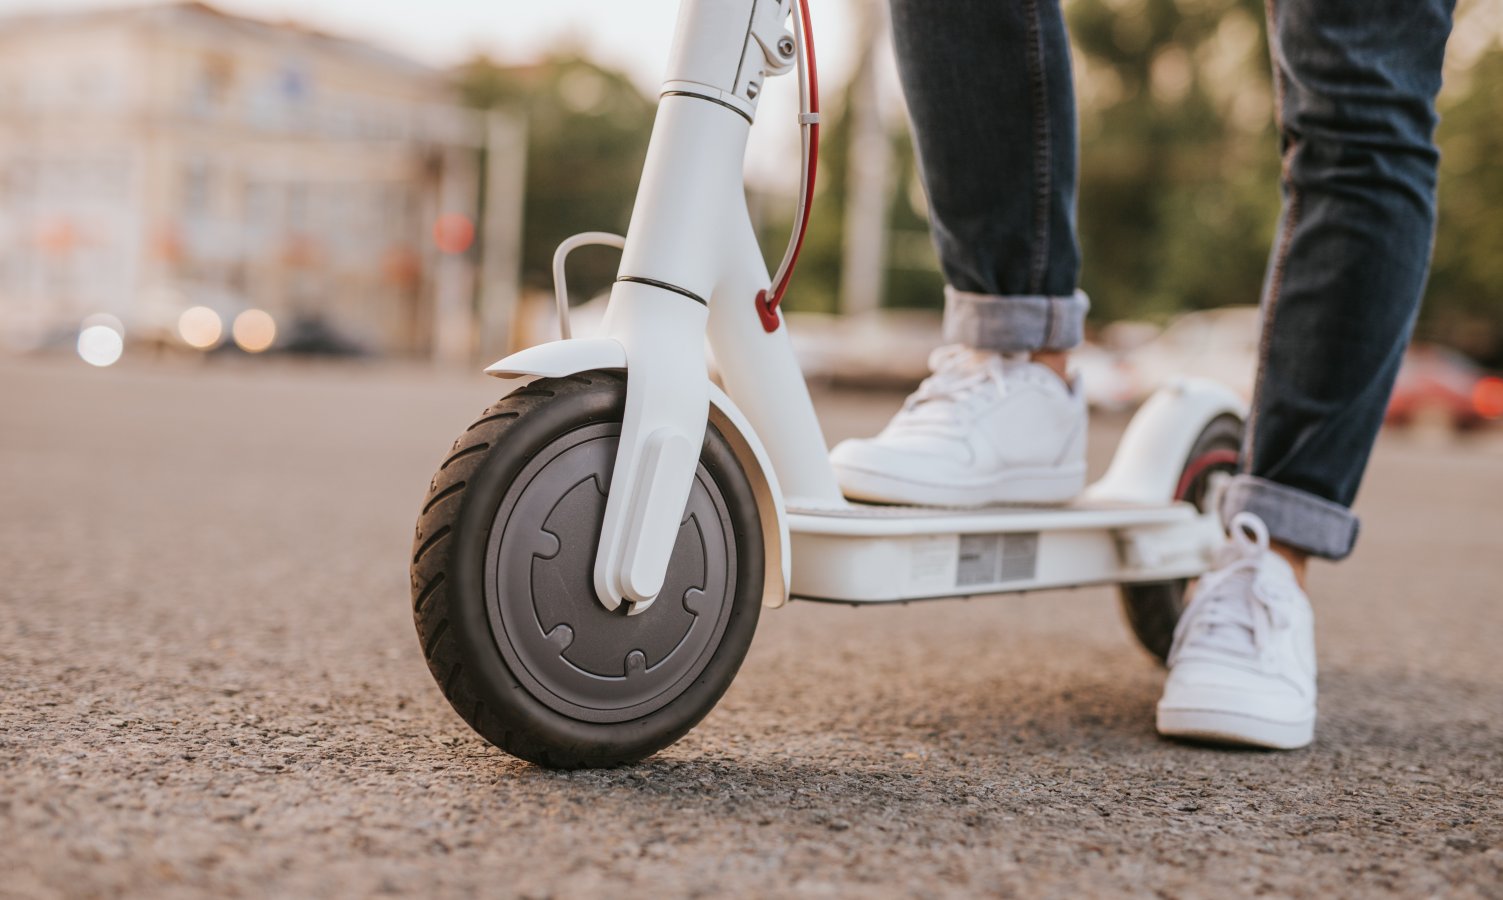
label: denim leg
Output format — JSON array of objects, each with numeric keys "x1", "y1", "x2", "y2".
[
  {"x1": 1224, "y1": 0, "x2": 1456, "y2": 560},
  {"x1": 889, "y1": 0, "x2": 1085, "y2": 353}
]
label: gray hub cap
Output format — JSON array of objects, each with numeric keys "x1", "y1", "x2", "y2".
[{"x1": 483, "y1": 423, "x2": 738, "y2": 723}]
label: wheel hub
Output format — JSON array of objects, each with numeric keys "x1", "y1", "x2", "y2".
[{"x1": 484, "y1": 423, "x2": 736, "y2": 724}]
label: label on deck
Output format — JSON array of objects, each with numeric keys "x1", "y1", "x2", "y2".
[
  {"x1": 907, "y1": 535, "x2": 959, "y2": 594},
  {"x1": 956, "y1": 532, "x2": 1039, "y2": 588}
]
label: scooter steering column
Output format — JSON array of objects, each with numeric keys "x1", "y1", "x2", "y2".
[{"x1": 594, "y1": 0, "x2": 798, "y2": 614}]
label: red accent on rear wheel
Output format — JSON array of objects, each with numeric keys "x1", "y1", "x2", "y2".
[{"x1": 1175, "y1": 448, "x2": 1239, "y2": 502}]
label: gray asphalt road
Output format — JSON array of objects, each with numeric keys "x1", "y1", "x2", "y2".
[{"x1": 2, "y1": 357, "x2": 1500, "y2": 899}]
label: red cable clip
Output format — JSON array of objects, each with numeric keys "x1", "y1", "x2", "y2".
[{"x1": 755, "y1": 289, "x2": 781, "y2": 331}]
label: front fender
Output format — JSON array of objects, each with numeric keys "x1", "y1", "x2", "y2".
[
  {"x1": 484, "y1": 337, "x2": 628, "y2": 379},
  {"x1": 484, "y1": 339, "x2": 792, "y2": 609}
]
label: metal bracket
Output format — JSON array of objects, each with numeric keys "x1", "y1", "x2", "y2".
[
  {"x1": 734, "y1": 0, "x2": 797, "y2": 102},
  {"x1": 551, "y1": 232, "x2": 626, "y2": 340}
]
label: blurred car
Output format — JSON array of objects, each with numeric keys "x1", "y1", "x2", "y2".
[
  {"x1": 1115, "y1": 306, "x2": 1262, "y2": 405},
  {"x1": 785, "y1": 309, "x2": 941, "y2": 388},
  {"x1": 1072, "y1": 340, "x2": 1140, "y2": 411},
  {"x1": 275, "y1": 312, "x2": 369, "y2": 357},
  {"x1": 1388, "y1": 343, "x2": 1503, "y2": 431},
  {"x1": 1097, "y1": 306, "x2": 1500, "y2": 433}
]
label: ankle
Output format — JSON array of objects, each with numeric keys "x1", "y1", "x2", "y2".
[
  {"x1": 1028, "y1": 350, "x2": 1070, "y2": 386},
  {"x1": 1270, "y1": 541, "x2": 1310, "y2": 590}
]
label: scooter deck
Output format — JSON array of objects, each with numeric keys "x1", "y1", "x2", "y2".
[
  {"x1": 786, "y1": 497, "x2": 1193, "y2": 535},
  {"x1": 786, "y1": 498, "x2": 1219, "y2": 604}
]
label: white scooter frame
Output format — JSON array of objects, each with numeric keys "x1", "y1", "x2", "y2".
[{"x1": 483, "y1": 0, "x2": 1244, "y2": 616}]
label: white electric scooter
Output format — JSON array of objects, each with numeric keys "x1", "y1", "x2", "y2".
[{"x1": 411, "y1": 0, "x2": 1245, "y2": 768}]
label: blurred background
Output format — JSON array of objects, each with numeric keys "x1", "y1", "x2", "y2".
[{"x1": 1, "y1": 0, "x2": 1501, "y2": 429}]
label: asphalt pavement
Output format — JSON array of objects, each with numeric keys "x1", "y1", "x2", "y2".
[{"x1": 1, "y1": 356, "x2": 1499, "y2": 898}]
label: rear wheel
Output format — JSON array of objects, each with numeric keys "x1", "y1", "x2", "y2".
[
  {"x1": 411, "y1": 372, "x2": 763, "y2": 768},
  {"x1": 1117, "y1": 414, "x2": 1243, "y2": 665}
]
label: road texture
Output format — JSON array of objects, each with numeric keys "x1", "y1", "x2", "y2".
[{"x1": 1, "y1": 356, "x2": 1500, "y2": 898}]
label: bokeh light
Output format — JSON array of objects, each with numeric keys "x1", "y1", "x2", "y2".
[
  {"x1": 77, "y1": 325, "x2": 124, "y2": 367},
  {"x1": 232, "y1": 309, "x2": 277, "y2": 353},
  {"x1": 178, "y1": 306, "x2": 223, "y2": 349}
]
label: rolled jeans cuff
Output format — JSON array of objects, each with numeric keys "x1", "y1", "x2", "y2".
[
  {"x1": 1219, "y1": 474, "x2": 1360, "y2": 561},
  {"x1": 942, "y1": 286, "x2": 1090, "y2": 353}
]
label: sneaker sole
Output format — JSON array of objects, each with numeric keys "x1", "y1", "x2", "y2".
[
  {"x1": 834, "y1": 462, "x2": 1086, "y2": 507},
  {"x1": 1156, "y1": 707, "x2": 1314, "y2": 750}
]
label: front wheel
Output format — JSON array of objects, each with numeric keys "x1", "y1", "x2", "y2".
[
  {"x1": 410, "y1": 371, "x2": 763, "y2": 768},
  {"x1": 1117, "y1": 414, "x2": 1243, "y2": 665}
]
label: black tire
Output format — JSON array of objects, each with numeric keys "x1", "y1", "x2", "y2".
[
  {"x1": 1117, "y1": 414, "x2": 1244, "y2": 665},
  {"x1": 410, "y1": 371, "x2": 763, "y2": 768}
]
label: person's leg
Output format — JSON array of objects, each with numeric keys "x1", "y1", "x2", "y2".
[
  {"x1": 831, "y1": 0, "x2": 1088, "y2": 507},
  {"x1": 1160, "y1": 0, "x2": 1456, "y2": 750},
  {"x1": 887, "y1": 0, "x2": 1087, "y2": 358},
  {"x1": 1223, "y1": 0, "x2": 1457, "y2": 562}
]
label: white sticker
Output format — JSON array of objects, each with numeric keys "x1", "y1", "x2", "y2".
[
  {"x1": 1001, "y1": 532, "x2": 1039, "y2": 582},
  {"x1": 957, "y1": 534, "x2": 1001, "y2": 587},
  {"x1": 954, "y1": 532, "x2": 1039, "y2": 588},
  {"x1": 908, "y1": 535, "x2": 959, "y2": 594}
]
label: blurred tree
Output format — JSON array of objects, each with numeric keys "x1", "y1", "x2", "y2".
[
  {"x1": 775, "y1": 0, "x2": 1288, "y2": 322},
  {"x1": 883, "y1": 130, "x2": 947, "y2": 315},
  {"x1": 1426, "y1": 46, "x2": 1503, "y2": 367},
  {"x1": 752, "y1": 46, "x2": 943, "y2": 317},
  {"x1": 456, "y1": 54, "x2": 654, "y2": 302},
  {"x1": 757, "y1": 83, "x2": 852, "y2": 315},
  {"x1": 456, "y1": 9, "x2": 1502, "y2": 366},
  {"x1": 1067, "y1": 0, "x2": 1281, "y2": 323}
]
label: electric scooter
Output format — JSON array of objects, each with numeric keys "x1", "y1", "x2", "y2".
[{"x1": 410, "y1": 0, "x2": 1245, "y2": 769}]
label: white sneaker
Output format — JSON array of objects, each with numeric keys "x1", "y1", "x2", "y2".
[
  {"x1": 1157, "y1": 512, "x2": 1317, "y2": 749},
  {"x1": 829, "y1": 345, "x2": 1086, "y2": 506}
]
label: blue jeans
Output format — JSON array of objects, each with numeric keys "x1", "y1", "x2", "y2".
[{"x1": 889, "y1": 0, "x2": 1455, "y2": 560}]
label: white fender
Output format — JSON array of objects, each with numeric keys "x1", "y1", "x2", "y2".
[
  {"x1": 484, "y1": 339, "x2": 792, "y2": 609},
  {"x1": 1084, "y1": 377, "x2": 1247, "y2": 506},
  {"x1": 484, "y1": 337, "x2": 627, "y2": 378}
]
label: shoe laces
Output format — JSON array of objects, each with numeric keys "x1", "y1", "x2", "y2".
[
  {"x1": 1168, "y1": 512, "x2": 1299, "y2": 665},
  {"x1": 895, "y1": 345, "x2": 1011, "y2": 428}
]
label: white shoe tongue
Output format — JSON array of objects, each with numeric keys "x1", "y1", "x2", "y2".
[
  {"x1": 1188, "y1": 571, "x2": 1262, "y2": 657},
  {"x1": 1195, "y1": 617, "x2": 1259, "y2": 657}
]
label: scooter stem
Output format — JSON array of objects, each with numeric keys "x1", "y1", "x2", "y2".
[{"x1": 593, "y1": 0, "x2": 800, "y2": 614}]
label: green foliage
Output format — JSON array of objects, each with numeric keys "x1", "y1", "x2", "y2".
[
  {"x1": 456, "y1": 55, "x2": 654, "y2": 301},
  {"x1": 460, "y1": 10, "x2": 1503, "y2": 365},
  {"x1": 756, "y1": 99, "x2": 851, "y2": 315},
  {"x1": 771, "y1": 0, "x2": 1289, "y2": 321},
  {"x1": 752, "y1": 74, "x2": 942, "y2": 316},
  {"x1": 883, "y1": 133, "x2": 947, "y2": 314},
  {"x1": 1066, "y1": 0, "x2": 1281, "y2": 322},
  {"x1": 1426, "y1": 49, "x2": 1503, "y2": 366}
]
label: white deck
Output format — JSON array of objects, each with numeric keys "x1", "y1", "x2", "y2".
[
  {"x1": 786, "y1": 499, "x2": 1218, "y2": 604},
  {"x1": 787, "y1": 498, "x2": 1196, "y2": 538}
]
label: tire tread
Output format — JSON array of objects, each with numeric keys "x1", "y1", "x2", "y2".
[
  {"x1": 1119, "y1": 414, "x2": 1245, "y2": 665},
  {"x1": 409, "y1": 371, "x2": 755, "y2": 769},
  {"x1": 412, "y1": 378, "x2": 589, "y2": 766}
]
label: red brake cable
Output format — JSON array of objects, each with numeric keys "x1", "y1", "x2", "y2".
[{"x1": 756, "y1": 0, "x2": 819, "y2": 332}]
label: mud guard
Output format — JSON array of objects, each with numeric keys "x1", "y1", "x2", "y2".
[
  {"x1": 1084, "y1": 377, "x2": 1247, "y2": 506},
  {"x1": 484, "y1": 339, "x2": 792, "y2": 609}
]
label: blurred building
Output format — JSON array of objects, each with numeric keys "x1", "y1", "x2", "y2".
[{"x1": 0, "y1": 1, "x2": 482, "y2": 356}]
